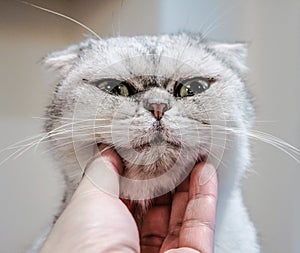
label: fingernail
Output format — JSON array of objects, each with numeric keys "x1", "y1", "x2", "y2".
[
  {"x1": 199, "y1": 163, "x2": 216, "y2": 186},
  {"x1": 84, "y1": 157, "x2": 120, "y2": 197}
]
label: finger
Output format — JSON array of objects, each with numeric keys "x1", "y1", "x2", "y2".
[
  {"x1": 160, "y1": 192, "x2": 189, "y2": 252},
  {"x1": 97, "y1": 143, "x2": 123, "y2": 174},
  {"x1": 44, "y1": 155, "x2": 139, "y2": 253},
  {"x1": 179, "y1": 163, "x2": 218, "y2": 253},
  {"x1": 140, "y1": 205, "x2": 170, "y2": 253},
  {"x1": 81, "y1": 145, "x2": 123, "y2": 198},
  {"x1": 164, "y1": 248, "x2": 200, "y2": 253},
  {"x1": 160, "y1": 177, "x2": 190, "y2": 252},
  {"x1": 121, "y1": 199, "x2": 135, "y2": 214},
  {"x1": 175, "y1": 175, "x2": 190, "y2": 192}
]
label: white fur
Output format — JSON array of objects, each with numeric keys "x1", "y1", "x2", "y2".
[{"x1": 28, "y1": 33, "x2": 259, "y2": 252}]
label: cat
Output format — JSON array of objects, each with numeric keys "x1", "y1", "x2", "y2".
[{"x1": 28, "y1": 33, "x2": 260, "y2": 253}]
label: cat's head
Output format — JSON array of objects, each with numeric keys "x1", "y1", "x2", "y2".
[{"x1": 44, "y1": 33, "x2": 254, "y2": 199}]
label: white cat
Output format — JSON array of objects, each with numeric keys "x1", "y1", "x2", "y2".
[{"x1": 29, "y1": 33, "x2": 259, "y2": 252}]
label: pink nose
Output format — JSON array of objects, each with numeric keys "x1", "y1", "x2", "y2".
[{"x1": 148, "y1": 103, "x2": 168, "y2": 120}]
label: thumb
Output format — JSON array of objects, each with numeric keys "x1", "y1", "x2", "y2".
[{"x1": 78, "y1": 145, "x2": 124, "y2": 197}]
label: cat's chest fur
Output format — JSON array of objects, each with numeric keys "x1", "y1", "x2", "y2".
[{"x1": 31, "y1": 33, "x2": 260, "y2": 253}]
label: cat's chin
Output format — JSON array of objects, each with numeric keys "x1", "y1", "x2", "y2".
[
  {"x1": 132, "y1": 140, "x2": 181, "y2": 153},
  {"x1": 96, "y1": 141, "x2": 208, "y2": 202}
]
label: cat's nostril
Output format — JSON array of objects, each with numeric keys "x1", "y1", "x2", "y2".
[{"x1": 147, "y1": 103, "x2": 169, "y2": 120}]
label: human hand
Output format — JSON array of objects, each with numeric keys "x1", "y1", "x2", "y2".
[
  {"x1": 139, "y1": 162, "x2": 217, "y2": 253},
  {"x1": 40, "y1": 147, "x2": 218, "y2": 253}
]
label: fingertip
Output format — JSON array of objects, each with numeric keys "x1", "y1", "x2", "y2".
[
  {"x1": 189, "y1": 162, "x2": 218, "y2": 199},
  {"x1": 82, "y1": 157, "x2": 121, "y2": 197},
  {"x1": 97, "y1": 143, "x2": 124, "y2": 175},
  {"x1": 121, "y1": 199, "x2": 135, "y2": 214},
  {"x1": 192, "y1": 162, "x2": 217, "y2": 185}
]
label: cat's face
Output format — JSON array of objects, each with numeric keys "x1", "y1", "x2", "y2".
[{"x1": 44, "y1": 33, "x2": 254, "y2": 199}]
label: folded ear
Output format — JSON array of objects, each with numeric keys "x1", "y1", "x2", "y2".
[
  {"x1": 209, "y1": 42, "x2": 249, "y2": 74},
  {"x1": 42, "y1": 39, "x2": 94, "y2": 77}
]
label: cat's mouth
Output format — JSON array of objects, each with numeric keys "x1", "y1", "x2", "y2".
[{"x1": 132, "y1": 132, "x2": 181, "y2": 152}]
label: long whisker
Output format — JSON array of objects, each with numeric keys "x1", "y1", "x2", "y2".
[
  {"x1": 210, "y1": 125, "x2": 300, "y2": 162},
  {"x1": 0, "y1": 133, "x2": 45, "y2": 152},
  {"x1": 42, "y1": 138, "x2": 95, "y2": 155},
  {"x1": 36, "y1": 119, "x2": 110, "y2": 147},
  {"x1": 2, "y1": 124, "x2": 119, "y2": 153},
  {"x1": 0, "y1": 124, "x2": 117, "y2": 163},
  {"x1": 21, "y1": 1, "x2": 101, "y2": 40}
]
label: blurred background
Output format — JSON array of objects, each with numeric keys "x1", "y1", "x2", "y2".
[{"x1": 0, "y1": 0, "x2": 299, "y2": 252}]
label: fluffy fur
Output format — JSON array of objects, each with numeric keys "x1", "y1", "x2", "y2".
[{"x1": 30, "y1": 33, "x2": 259, "y2": 252}]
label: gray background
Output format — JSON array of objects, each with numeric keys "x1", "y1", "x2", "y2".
[{"x1": 0, "y1": 0, "x2": 299, "y2": 252}]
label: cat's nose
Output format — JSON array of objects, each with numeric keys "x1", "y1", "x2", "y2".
[{"x1": 146, "y1": 103, "x2": 169, "y2": 120}]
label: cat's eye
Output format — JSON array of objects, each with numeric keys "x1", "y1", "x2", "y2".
[
  {"x1": 174, "y1": 77, "x2": 212, "y2": 97},
  {"x1": 94, "y1": 79, "x2": 133, "y2": 97}
]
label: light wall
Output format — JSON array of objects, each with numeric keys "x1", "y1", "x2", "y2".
[{"x1": 0, "y1": 1, "x2": 299, "y2": 253}]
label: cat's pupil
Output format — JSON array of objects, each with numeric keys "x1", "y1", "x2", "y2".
[
  {"x1": 180, "y1": 85, "x2": 195, "y2": 97},
  {"x1": 110, "y1": 83, "x2": 129, "y2": 96}
]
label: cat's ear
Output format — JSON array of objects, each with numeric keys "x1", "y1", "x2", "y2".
[
  {"x1": 42, "y1": 39, "x2": 94, "y2": 77},
  {"x1": 209, "y1": 43, "x2": 248, "y2": 74}
]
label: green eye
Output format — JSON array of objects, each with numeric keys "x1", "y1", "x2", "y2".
[
  {"x1": 94, "y1": 79, "x2": 132, "y2": 97},
  {"x1": 175, "y1": 77, "x2": 213, "y2": 97}
]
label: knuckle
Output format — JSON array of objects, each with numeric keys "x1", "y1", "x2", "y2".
[{"x1": 182, "y1": 219, "x2": 215, "y2": 232}]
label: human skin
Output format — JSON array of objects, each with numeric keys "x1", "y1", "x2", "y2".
[{"x1": 40, "y1": 147, "x2": 218, "y2": 253}]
